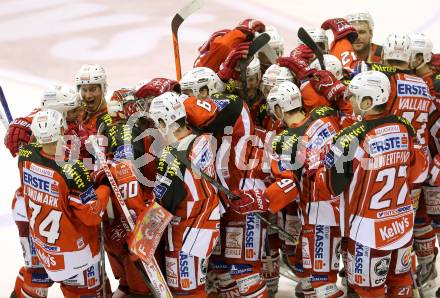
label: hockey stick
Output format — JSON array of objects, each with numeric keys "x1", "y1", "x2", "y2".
[
  {"x1": 297, "y1": 27, "x2": 326, "y2": 70},
  {"x1": 169, "y1": 141, "x2": 299, "y2": 245},
  {"x1": 239, "y1": 32, "x2": 271, "y2": 99},
  {"x1": 171, "y1": 0, "x2": 205, "y2": 80},
  {"x1": 0, "y1": 86, "x2": 13, "y2": 129},
  {"x1": 89, "y1": 136, "x2": 173, "y2": 298}
]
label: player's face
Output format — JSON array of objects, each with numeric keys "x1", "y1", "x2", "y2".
[
  {"x1": 352, "y1": 22, "x2": 372, "y2": 52},
  {"x1": 80, "y1": 84, "x2": 103, "y2": 112},
  {"x1": 198, "y1": 88, "x2": 209, "y2": 100}
]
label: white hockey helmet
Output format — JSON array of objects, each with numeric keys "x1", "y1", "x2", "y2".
[
  {"x1": 75, "y1": 64, "x2": 107, "y2": 95},
  {"x1": 383, "y1": 32, "x2": 411, "y2": 63},
  {"x1": 149, "y1": 92, "x2": 187, "y2": 136},
  {"x1": 267, "y1": 81, "x2": 302, "y2": 120},
  {"x1": 261, "y1": 64, "x2": 294, "y2": 96},
  {"x1": 297, "y1": 28, "x2": 328, "y2": 53},
  {"x1": 31, "y1": 109, "x2": 66, "y2": 144},
  {"x1": 409, "y1": 33, "x2": 433, "y2": 66},
  {"x1": 345, "y1": 11, "x2": 374, "y2": 31},
  {"x1": 265, "y1": 25, "x2": 284, "y2": 57},
  {"x1": 180, "y1": 67, "x2": 225, "y2": 98},
  {"x1": 41, "y1": 85, "x2": 80, "y2": 114},
  {"x1": 310, "y1": 54, "x2": 343, "y2": 80},
  {"x1": 246, "y1": 56, "x2": 261, "y2": 79},
  {"x1": 348, "y1": 71, "x2": 390, "y2": 112}
]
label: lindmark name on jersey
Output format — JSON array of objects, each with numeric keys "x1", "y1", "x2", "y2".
[{"x1": 23, "y1": 168, "x2": 59, "y2": 208}]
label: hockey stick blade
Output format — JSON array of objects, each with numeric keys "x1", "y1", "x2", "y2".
[
  {"x1": 240, "y1": 33, "x2": 271, "y2": 101},
  {"x1": 297, "y1": 27, "x2": 325, "y2": 70},
  {"x1": 171, "y1": 0, "x2": 205, "y2": 80}
]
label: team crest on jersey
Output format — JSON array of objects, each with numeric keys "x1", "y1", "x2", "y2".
[
  {"x1": 213, "y1": 99, "x2": 229, "y2": 111},
  {"x1": 79, "y1": 185, "x2": 97, "y2": 204},
  {"x1": 114, "y1": 144, "x2": 134, "y2": 160},
  {"x1": 153, "y1": 184, "x2": 167, "y2": 200}
]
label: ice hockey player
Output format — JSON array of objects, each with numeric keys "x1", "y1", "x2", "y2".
[
  {"x1": 257, "y1": 64, "x2": 295, "y2": 132},
  {"x1": 148, "y1": 92, "x2": 221, "y2": 297},
  {"x1": 74, "y1": 64, "x2": 113, "y2": 163},
  {"x1": 180, "y1": 66, "x2": 274, "y2": 297},
  {"x1": 266, "y1": 81, "x2": 343, "y2": 297},
  {"x1": 10, "y1": 86, "x2": 84, "y2": 298},
  {"x1": 380, "y1": 32, "x2": 437, "y2": 295},
  {"x1": 19, "y1": 109, "x2": 111, "y2": 297},
  {"x1": 319, "y1": 18, "x2": 359, "y2": 71},
  {"x1": 345, "y1": 11, "x2": 382, "y2": 63},
  {"x1": 94, "y1": 87, "x2": 158, "y2": 298},
  {"x1": 313, "y1": 70, "x2": 428, "y2": 297},
  {"x1": 409, "y1": 33, "x2": 436, "y2": 95}
]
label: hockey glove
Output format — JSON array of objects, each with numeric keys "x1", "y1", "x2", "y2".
[
  {"x1": 4, "y1": 117, "x2": 32, "y2": 157},
  {"x1": 321, "y1": 18, "x2": 358, "y2": 43},
  {"x1": 218, "y1": 41, "x2": 252, "y2": 81},
  {"x1": 290, "y1": 44, "x2": 315, "y2": 63},
  {"x1": 135, "y1": 78, "x2": 180, "y2": 99},
  {"x1": 277, "y1": 56, "x2": 316, "y2": 81},
  {"x1": 236, "y1": 18, "x2": 265, "y2": 36},
  {"x1": 309, "y1": 70, "x2": 346, "y2": 102},
  {"x1": 229, "y1": 189, "x2": 269, "y2": 214}
]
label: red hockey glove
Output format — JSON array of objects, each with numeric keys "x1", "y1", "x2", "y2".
[
  {"x1": 310, "y1": 70, "x2": 346, "y2": 102},
  {"x1": 431, "y1": 54, "x2": 440, "y2": 71},
  {"x1": 217, "y1": 41, "x2": 252, "y2": 81},
  {"x1": 229, "y1": 189, "x2": 269, "y2": 214},
  {"x1": 135, "y1": 78, "x2": 180, "y2": 99},
  {"x1": 4, "y1": 117, "x2": 32, "y2": 157},
  {"x1": 321, "y1": 18, "x2": 358, "y2": 43},
  {"x1": 290, "y1": 44, "x2": 315, "y2": 63},
  {"x1": 236, "y1": 18, "x2": 265, "y2": 36},
  {"x1": 277, "y1": 56, "x2": 316, "y2": 81}
]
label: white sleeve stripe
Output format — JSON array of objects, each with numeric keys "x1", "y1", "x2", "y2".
[{"x1": 68, "y1": 196, "x2": 82, "y2": 204}]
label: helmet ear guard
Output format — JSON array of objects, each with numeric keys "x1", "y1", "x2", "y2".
[
  {"x1": 409, "y1": 33, "x2": 433, "y2": 68},
  {"x1": 267, "y1": 81, "x2": 302, "y2": 120},
  {"x1": 179, "y1": 67, "x2": 225, "y2": 98},
  {"x1": 348, "y1": 71, "x2": 391, "y2": 112}
]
